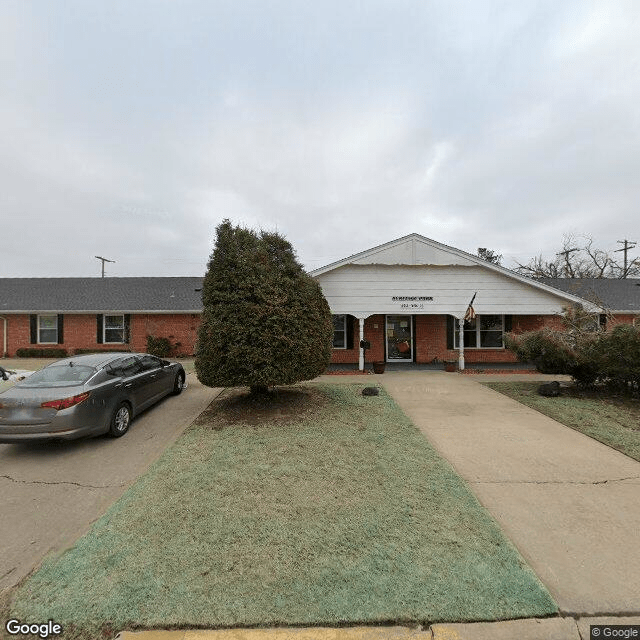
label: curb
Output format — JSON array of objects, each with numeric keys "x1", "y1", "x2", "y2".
[{"x1": 113, "y1": 616, "x2": 640, "y2": 640}]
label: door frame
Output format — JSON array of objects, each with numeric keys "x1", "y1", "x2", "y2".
[{"x1": 385, "y1": 314, "x2": 414, "y2": 363}]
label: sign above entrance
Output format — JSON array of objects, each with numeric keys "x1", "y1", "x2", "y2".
[{"x1": 391, "y1": 295, "x2": 434, "y2": 310}]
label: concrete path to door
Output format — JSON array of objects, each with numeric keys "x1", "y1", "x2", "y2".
[{"x1": 377, "y1": 371, "x2": 640, "y2": 617}]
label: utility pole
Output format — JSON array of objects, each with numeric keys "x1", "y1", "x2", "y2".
[
  {"x1": 615, "y1": 239, "x2": 637, "y2": 278},
  {"x1": 95, "y1": 256, "x2": 115, "y2": 278},
  {"x1": 556, "y1": 247, "x2": 579, "y2": 277}
]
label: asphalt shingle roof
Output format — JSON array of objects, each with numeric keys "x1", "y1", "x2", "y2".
[
  {"x1": 2, "y1": 276, "x2": 638, "y2": 314},
  {"x1": 0, "y1": 277, "x2": 204, "y2": 312},
  {"x1": 540, "y1": 278, "x2": 640, "y2": 312}
]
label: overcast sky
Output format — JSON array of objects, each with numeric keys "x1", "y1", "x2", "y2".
[{"x1": 2, "y1": 1, "x2": 639, "y2": 277}]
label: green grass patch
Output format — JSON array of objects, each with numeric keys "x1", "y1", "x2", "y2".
[
  {"x1": 483, "y1": 382, "x2": 640, "y2": 462},
  {"x1": 7, "y1": 384, "x2": 556, "y2": 637}
]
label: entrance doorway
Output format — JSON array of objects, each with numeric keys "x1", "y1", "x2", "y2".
[{"x1": 385, "y1": 315, "x2": 413, "y2": 362}]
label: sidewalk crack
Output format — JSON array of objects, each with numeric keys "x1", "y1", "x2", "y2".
[
  {"x1": 0, "y1": 474, "x2": 126, "y2": 489},
  {"x1": 473, "y1": 475, "x2": 640, "y2": 486}
]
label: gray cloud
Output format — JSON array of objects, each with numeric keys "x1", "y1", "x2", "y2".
[{"x1": 1, "y1": 0, "x2": 639, "y2": 277}]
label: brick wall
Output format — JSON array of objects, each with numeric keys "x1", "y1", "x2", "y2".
[
  {"x1": 329, "y1": 313, "x2": 574, "y2": 365},
  {"x1": 2, "y1": 313, "x2": 199, "y2": 357}
]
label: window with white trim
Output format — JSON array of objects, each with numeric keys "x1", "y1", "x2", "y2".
[
  {"x1": 104, "y1": 314, "x2": 125, "y2": 343},
  {"x1": 38, "y1": 315, "x2": 58, "y2": 344},
  {"x1": 454, "y1": 315, "x2": 505, "y2": 348},
  {"x1": 332, "y1": 314, "x2": 347, "y2": 349}
]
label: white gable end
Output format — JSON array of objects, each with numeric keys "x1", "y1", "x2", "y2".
[
  {"x1": 317, "y1": 264, "x2": 582, "y2": 318},
  {"x1": 351, "y1": 237, "x2": 476, "y2": 266}
]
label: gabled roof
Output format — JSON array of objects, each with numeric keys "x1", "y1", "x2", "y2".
[
  {"x1": 539, "y1": 278, "x2": 640, "y2": 313},
  {"x1": 311, "y1": 233, "x2": 599, "y2": 309},
  {"x1": 0, "y1": 277, "x2": 204, "y2": 313}
]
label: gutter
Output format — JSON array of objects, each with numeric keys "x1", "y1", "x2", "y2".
[{"x1": 0, "y1": 316, "x2": 6, "y2": 358}]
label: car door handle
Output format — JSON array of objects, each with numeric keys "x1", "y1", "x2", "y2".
[{"x1": 124, "y1": 383, "x2": 133, "y2": 388}]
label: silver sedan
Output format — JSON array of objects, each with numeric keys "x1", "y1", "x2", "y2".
[{"x1": 0, "y1": 352, "x2": 186, "y2": 442}]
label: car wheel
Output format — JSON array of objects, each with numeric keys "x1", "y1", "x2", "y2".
[
  {"x1": 171, "y1": 372, "x2": 185, "y2": 395},
  {"x1": 109, "y1": 402, "x2": 132, "y2": 437}
]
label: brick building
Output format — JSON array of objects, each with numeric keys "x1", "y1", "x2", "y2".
[
  {"x1": 0, "y1": 277, "x2": 203, "y2": 357},
  {"x1": 1, "y1": 234, "x2": 638, "y2": 368},
  {"x1": 312, "y1": 234, "x2": 639, "y2": 370}
]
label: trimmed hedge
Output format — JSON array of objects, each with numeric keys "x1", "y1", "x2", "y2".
[
  {"x1": 15, "y1": 348, "x2": 68, "y2": 358},
  {"x1": 74, "y1": 348, "x2": 132, "y2": 355}
]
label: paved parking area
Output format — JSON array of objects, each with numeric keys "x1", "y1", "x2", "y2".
[{"x1": 0, "y1": 373, "x2": 220, "y2": 594}]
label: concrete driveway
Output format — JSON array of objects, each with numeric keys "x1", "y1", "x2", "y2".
[
  {"x1": 0, "y1": 372, "x2": 220, "y2": 595},
  {"x1": 378, "y1": 371, "x2": 640, "y2": 616}
]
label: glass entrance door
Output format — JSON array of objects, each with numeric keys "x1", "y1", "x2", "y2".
[{"x1": 386, "y1": 315, "x2": 413, "y2": 362}]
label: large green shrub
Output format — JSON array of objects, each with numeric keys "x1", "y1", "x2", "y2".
[
  {"x1": 507, "y1": 314, "x2": 640, "y2": 389},
  {"x1": 589, "y1": 324, "x2": 640, "y2": 390},
  {"x1": 195, "y1": 220, "x2": 333, "y2": 392}
]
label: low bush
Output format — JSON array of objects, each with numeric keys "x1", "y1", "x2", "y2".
[
  {"x1": 146, "y1": 335, "x2": 174, "y2": 357},
  {"x1": 507, "y1": 321, "x2": 640, "y2": 390},
  {"x1": 590, "y1": 324, "x2": 640, "y2": 390},
  {"x1": 74, "y1": 348, "x2": 131, "y2": 355},
  {"x1": 505, "y1": 330, "x2": 575, "y2": 375},
  {"x1": 15, "y1": 348, "x2": 68, "y2": 358}
]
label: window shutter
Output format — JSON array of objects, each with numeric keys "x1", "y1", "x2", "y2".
[
  {"x1": 446, "y1": 315, "x2": 454, "y2": 350},
  {"x1": 504, "y1": 315, "x2": 513, "y2": 333},
  {"x1": 30, "y1": 315, "x2": 37, "y2": 344},
  {"x1": 97, "y1": 314, "x2": 103, "y2": 344},
  {"x1": 57, "y1": 314, "x2": 64, "y2": 344},
  {"x1": 124, "y1": 314, "x2": 131, "y2": 344},
  {"x1": 346, "y1": 315, "x2": 354, "y2": 349}
]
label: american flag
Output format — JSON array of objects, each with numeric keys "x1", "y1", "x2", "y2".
[{"x1": 464, "y1": 292, "x2": 477, "y2": 321}]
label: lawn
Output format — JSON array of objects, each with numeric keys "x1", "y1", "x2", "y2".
[
  {"x1": 6, "y1": 384, "x2": 556, "y2": 637},
  {"x1": 482, "y1": 381, "x2": 640, "y2": 462}
]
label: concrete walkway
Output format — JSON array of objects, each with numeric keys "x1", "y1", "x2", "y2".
[{"x1": 379, "y1": 372, "x2": 640, "y2": 616}]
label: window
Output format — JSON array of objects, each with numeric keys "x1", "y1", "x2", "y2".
[
  {"x1": 138, "y1": 355, "x2": 162, "y2": 371},
  {"x1": 332, "y1": 315, "x2": 347, "y2": 349},
  {"x1": 453, "y1": 315, "x2": 505, "y2": 349},
  {"x1": 38, "y1": 315, "x2": 58, "y2": 344},
  {"x1": 108, "y1": 356, "x2": 140, "y2": 377},
  {"x1": 104, "y1": 315, "x2": 125, "y2": 343}
]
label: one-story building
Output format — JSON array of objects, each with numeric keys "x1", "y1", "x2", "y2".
[
  {"x1": 0, "y1": 277, "x2": 203, "y2": 358},
  {"x1": 1, "y1": 234, "x2": 638, "y2": 368}
]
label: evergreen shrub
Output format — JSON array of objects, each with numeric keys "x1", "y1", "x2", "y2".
[{"x1": 195, "y1": 220, "x2": 333, "y2": 392}]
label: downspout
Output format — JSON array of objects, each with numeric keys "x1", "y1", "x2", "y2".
[{"x1": 0, "y1": 316, "x2": 7, "y2": 358}]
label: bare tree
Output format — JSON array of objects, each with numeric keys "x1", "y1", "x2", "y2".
[
  {"x1": 515, "y1": 234, "x2": 640, "y2": 279},
  {"x1": 477, "y1": 247, "x2": 503, "y2": 265}
]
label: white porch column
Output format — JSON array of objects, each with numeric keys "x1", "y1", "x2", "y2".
[
  {"x1": 458, "y1": 317, "x2": 465, "y2": 371},
  {"x1": 358, "y1": 318, "x2": 365, "y2": 371}
]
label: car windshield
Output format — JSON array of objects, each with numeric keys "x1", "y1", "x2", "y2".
[{"x1": 18, "y1": 365, "x2": 95, "y2": 388}]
